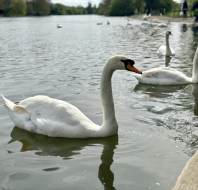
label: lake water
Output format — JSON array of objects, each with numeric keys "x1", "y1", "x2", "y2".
[{"x1": 0, "y1": 15, "x2": 198, "y2": 190}]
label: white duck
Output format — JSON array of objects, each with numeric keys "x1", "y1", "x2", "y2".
[
  {"x1": 157, "y1": 31, "x2": 175, "y2": 57},
  {"x1": 2, "y1": 56, "x2": 142, "y2": 138},
  {"x1": 134, "y1": 47, "x2": 198, "y2": 85}
]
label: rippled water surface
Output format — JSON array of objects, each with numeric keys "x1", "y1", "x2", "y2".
[{"x1": 0, "y1": 15, "x2": 198, "y2": 190}]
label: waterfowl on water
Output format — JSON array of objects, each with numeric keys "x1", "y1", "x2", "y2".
[
  {"x1": 157, "y1": 31, "x2": 175, "y2": 57},
  {"x1": 133, "y1": 47, "x2": 198, "y2": 85},
  {"x1": 2, "y1": 56, "x2": 141, "y2": 138},
  {"x1": 57, "y1": 24, "x2": 63, "y2": 28}
]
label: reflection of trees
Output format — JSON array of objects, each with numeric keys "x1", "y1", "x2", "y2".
[
  {"x1": 10, "y1": 127, "x2": 118, "y2": 189},
  {"x1": 181, "y1": 24, "x2": 188, "y2": 33}
]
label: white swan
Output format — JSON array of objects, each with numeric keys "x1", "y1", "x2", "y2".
[
  {"x1": 57, "y1": 24, "x2": 63, "y2": 28},
  {"x1": 134, "y1": 47, "x2": 198, "y2": 85},
  {"x1": 157, "y1": 31, "x2": 175, "y2": 57},
  {"x1": 2, "y1": 56, "x2": 142, "y2": 138},
  {"x1": 143, "y1": 14, "x2": 151, "y2": 21}
]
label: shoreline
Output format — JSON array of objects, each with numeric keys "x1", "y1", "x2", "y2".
[{"x1": 128, "y1": 15, "x2": 195, "y2": 23}]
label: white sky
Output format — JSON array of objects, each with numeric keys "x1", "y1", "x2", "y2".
[
  {"x1": 52, "y1": 0, "x2": 180, "y2": 7},
  {"x1": 51, "y1": 0, "x2": 101, "y2": 7}
]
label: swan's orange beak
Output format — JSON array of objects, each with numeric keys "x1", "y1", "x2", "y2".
[{"x1": 127, "y1": 64, "x2": 142, "y2": 74}]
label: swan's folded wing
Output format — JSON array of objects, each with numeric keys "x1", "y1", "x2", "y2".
[
  {"x1": 18, "y1": 96, "x2": 97, "y2": 137},
  {"x1": 157, "y1": 45, "x2": 166, "y2": 55},
  {"x1": 30, "y1": 114, "x2": 70, "y2": 137}
]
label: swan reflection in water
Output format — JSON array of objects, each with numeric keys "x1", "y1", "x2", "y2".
[
  {"x1": 9, "y1": 127, "x2": 118, "y2": 189},
  {"x1": 165, "y1": 55, "x2": 172, "y2": 67},
  {"x1": 192, "y1": 84, "x2": 198, "y2": 116}
]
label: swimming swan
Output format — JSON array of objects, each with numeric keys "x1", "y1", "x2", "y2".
[
  {"x1": 157, "y1": 31, "x2": 175, "y2": 57},
  {"x1": 2, "y1": 56, "x2": 142, "y2": 138},
  {"x1": 134, "y1": 47, "x2": 198, "y2": 85}
]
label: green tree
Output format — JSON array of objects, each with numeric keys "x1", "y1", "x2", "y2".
[
  {"x1": 98, "y1": 0, "x2": 177, "y2": 16},
  {"x1": 98, "y1": 0, "x2": 111, "y2": 15},
  {"x1": 144, "y1": 0, "x2": 176, "y2": 14},
  {"x1": 51, "y1": 3, "x2": 66, "y2": 15},
  {"x1": 34, "y1": 0, "x2": 51, "y2": 16},
  {"x1": 109, "y1": 0, "x2": 135, "y2": 16},
  {"x1": 86, "y1": 2, "x2": 93, "y2": 14},
  {"x1": 0, "y1": 0, "x2": 4, "y2": 14},
  {"x1": 26, "y1": 0, "x2": 36, "y2": 15},
  {"x1": 5, "y1": 0, "x2": 26, "y2": 16},
  {"x1": 134, "y1": 0, "x2": 145, "y2": 14}
]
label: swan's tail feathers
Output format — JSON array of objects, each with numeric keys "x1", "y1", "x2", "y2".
[
  {"x1": 1, "y1": 95, "x2": 16, "y2": 111},
  {"x1": 1, "y1": 95, "x2": 30, "y2": 127},
  {"x1": 2, "y1": 95, "x2": 28, "y2": 114}
]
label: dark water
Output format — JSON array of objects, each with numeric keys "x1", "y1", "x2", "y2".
[{"x1": 0, "y1": 15, "x2": 198, "y2": 190}]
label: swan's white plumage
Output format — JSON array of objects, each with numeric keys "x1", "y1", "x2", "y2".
[
  {"x1": 157, "y1": 31, "x2": 175, "y2": 57},
  {"x1": 134, "y1": 67, "x2": 191, "y2": 85},
  {"x1": 3, "y1": 95, "x2": 101, "y2": 138},
  {"x1": 135, "y1": 46, "x2": 198, "y2": 85},
  {"x1": 2, "y1": 56, "x2": 135, "y2": 138},
  {"x1": 157, "y1": 45, "x2": 175, "y2": 56}
]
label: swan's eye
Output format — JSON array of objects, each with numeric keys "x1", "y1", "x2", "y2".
[
  {"x1": 121, "y1": 59, "x2": 134, "y2": 65},
  {"x1": 121, "y1": 59, "x2": 142, "y2": 74},
  {"x1": 129, "y1": 60, "x2": 135, "y2": 66},
  {"x1": 121, "y1": 59, "x2": 136, "y2": 71}
]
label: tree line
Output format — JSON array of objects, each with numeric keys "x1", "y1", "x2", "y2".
[
  {"x1": 0, "y1": 0, "x2": 183, "y2": 17},
  {"x1": 97, "y1": 0, "x2": 178, "y2": 16},
  {"x1": 0, "y1": 0, "x2": 97, "y2": 16}
]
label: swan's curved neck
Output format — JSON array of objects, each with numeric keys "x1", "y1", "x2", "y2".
[
  {"x1": 166, "y1": 34, "x2": 171, "y2": 55},
  {"x1": 192, "y1": 47, "x2": 198, "y2": 83},
  {"x1": 101, "y1": 60, "x2": 118, "y2": 135}
]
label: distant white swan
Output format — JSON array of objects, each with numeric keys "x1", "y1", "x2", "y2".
[
  {"x1": 157, "y1": 31, "x2": 175, "y2": 57},
  {"x1": 143, "y1": 14, "x2": 151, "y2": 21},
  {"x1": 57, "y1": 24, "x2": 63, "y2": 28},
  {"x1": 2, "y1": 56, "x2": 142, "y2": 138},
  {"x1": 134, "y1": 47, "x2": 198, "y2": 85}
]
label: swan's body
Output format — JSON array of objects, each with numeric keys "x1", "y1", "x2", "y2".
[
  {"x1": 3, "y1": 56, "x2": 141, "y2": 138},
  {"x1": 143, "y1": 14, "x2": 151, "y2": 21},
  {"x1": 134, "y1": 47, "x2": 198, "y2": 85},
  {"x1": 57, "y1": 24, "x2": 63, "y2": 28},
  {"x1": 3, "y1": 95, "x2": 102, "y2": 138},
  {"x1": 134, "y1": 67, "x2": 191, "y2": 85},
  {"x1": 157, "y1": 31, "x2": 175, "y2": 56},
  {"x1": 157, "y1": 45, "x2": 175, "y2": 56}
]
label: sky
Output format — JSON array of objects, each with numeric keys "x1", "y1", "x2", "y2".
[
  {"x1": 51, "y1": 0, "x2": 101, "y2": 7},
  {"x1": 51, "y1": 0, "x2": 181, "y2": 7}
]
